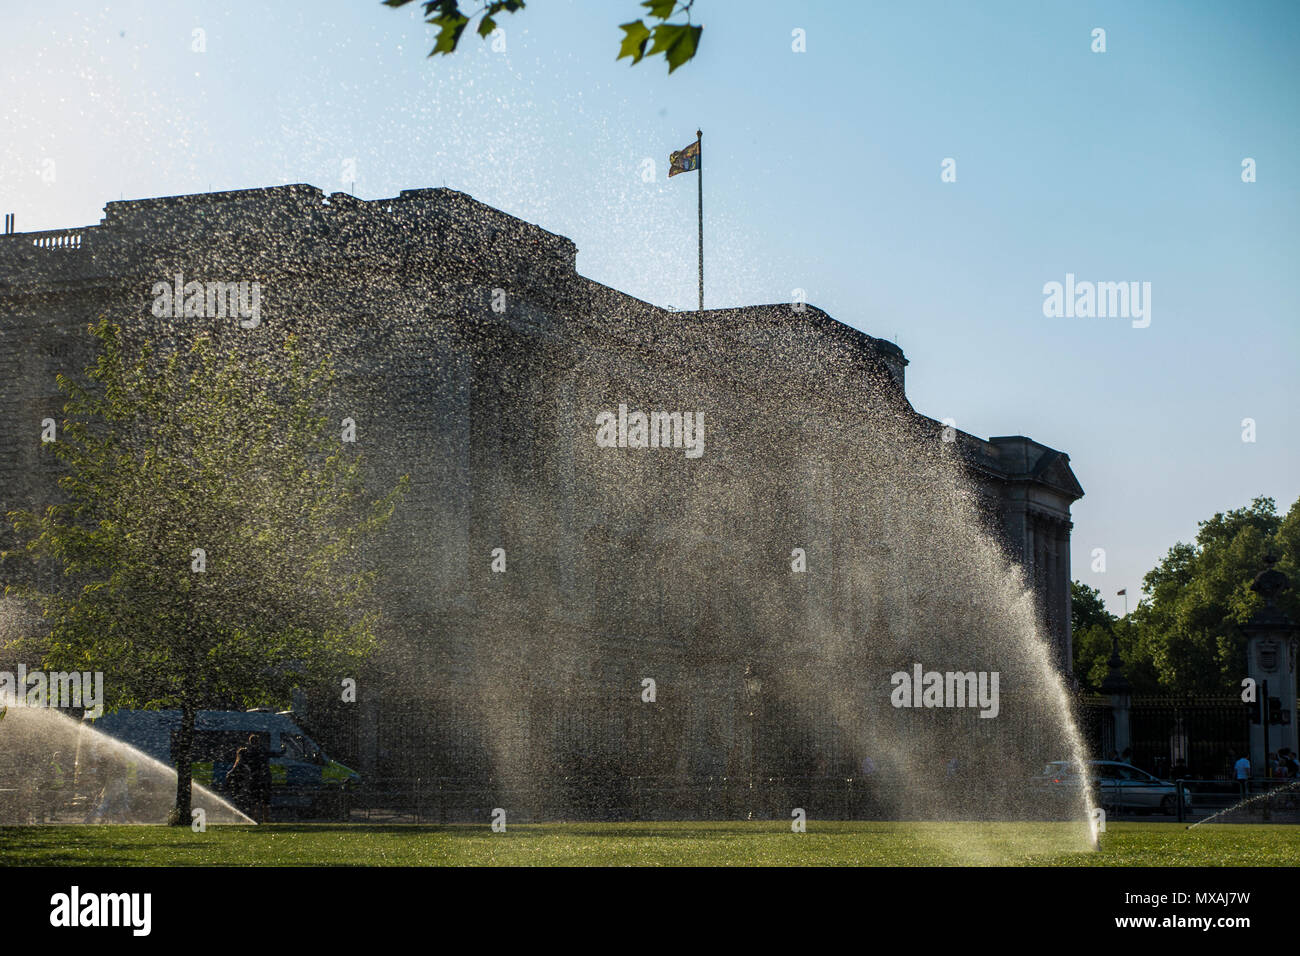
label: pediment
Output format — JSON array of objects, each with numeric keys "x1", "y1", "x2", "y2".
[{"x1": 1031, "y1": 451, "x2": 1085, "y2": 500}]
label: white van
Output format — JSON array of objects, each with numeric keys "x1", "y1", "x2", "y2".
[{"x1": 89, "y1": 708, "x2": 360, "y2": 819}]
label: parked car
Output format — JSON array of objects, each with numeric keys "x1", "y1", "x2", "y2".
[{"x1": 1037, "y1": 760, "x2": 1193, "y2": 815}]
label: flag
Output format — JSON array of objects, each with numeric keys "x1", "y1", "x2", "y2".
[
  {"x1": 668, "y1": 140, "x2": 700, "y2": 177},
  {"x1": 1116, "y1": 589, "x2": 1126, "y2": 596}
]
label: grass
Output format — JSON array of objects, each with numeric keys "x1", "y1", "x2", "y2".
[{"x1": 2, "y1": 820, "x2": 1298, "y2": 866}]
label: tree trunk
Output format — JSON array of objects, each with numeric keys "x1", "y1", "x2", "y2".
[{"x1": 171, "y1": 702, "x2": 196, "y2": 825}]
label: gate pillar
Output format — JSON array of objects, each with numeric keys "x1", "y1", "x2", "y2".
[{"x1": 1242, "y1": 556, "x2": 1298, "y2": 776}]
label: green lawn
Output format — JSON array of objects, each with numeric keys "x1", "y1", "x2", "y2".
[{"x1": 1, "y1": 820, "x2": 1297, "y2": 866}]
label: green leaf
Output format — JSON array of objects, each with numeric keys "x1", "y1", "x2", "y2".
[
  {"x1": 641, "y1": 0, "x2": 677, "y2": 20},
  {"x1": 646, "y1": 22, "x2": 682, "y2": 56},
  {"x1": 647, "y1": 22, "x2": 703, "y2": 73},
  {"x1": 430, "y1": 12, "x2": 469, "y2": 55},
  {"x1": 386, "y1": 0, "x2": 524, "y2": 59},
  {"x1": 617, "y1": 20, "x2": 652, "y2": 64},
  {"x1": 663, "y1": 23, "x2": 701, "y2": 73}
]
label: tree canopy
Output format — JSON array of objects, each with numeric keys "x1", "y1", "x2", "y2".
[
  {"x1": 1074, "y1": 495, "x2": 1300, "y2": 695},
  {"x1": 4, "y1": 321, "x2": 406, "y2": 821}
]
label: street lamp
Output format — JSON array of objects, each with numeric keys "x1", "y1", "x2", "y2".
[
  {"x1": 1100, "y1": 629, "x2": 1132, "y2": 763},
  {"x1": 744, "y1": 664, "x2": 762, "y2": 819}
]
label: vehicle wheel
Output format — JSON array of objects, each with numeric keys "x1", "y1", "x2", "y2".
[{"x1": 1160, "y1": 795, "x2": 1176, "y2": 815}]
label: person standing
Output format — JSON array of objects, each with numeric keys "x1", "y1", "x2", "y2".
[
  {"x1": 1233, "y1": 752, "x2": 1251, "y2": 799},
  {"x1": 241, "y1": 734, "x2": 272, "y2": 823},
  {"x1": 225, "y1": 744, "x2": 251, "y2": 812},
  {"x1": 857, "y1": 754, "x2": 876, "y2": 818}
]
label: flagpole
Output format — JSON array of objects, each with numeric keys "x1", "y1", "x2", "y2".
[{"x1": 696, "y1": 129, "x2": 703, "y2": 313}]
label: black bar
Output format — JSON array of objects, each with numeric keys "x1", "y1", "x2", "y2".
[{"x1": 11, "y1": 865, "x2": 1279, "y2": 941}]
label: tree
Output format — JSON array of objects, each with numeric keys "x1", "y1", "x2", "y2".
[
  {"x1": 384, "y1": 0, "x2": 704, "y2": 73},
  {"x1": 1071, "y1": 581, "x2": 1161, "y2": 694},
  {"x1": 1071, "y1": 580, "x2": 1115, "y2": 690},
  {"x1": 1132, "y1": 496, "x2": 1298, "y2": 694},
  {"x1": 4, "y1": 322, "x2": 406, "y2": 824},
  {"x1": 1071, "y1": 580, "x2": 1112, "y2": 635},
  {"x1": 1071, "y1": 604, "x2": 1158, "y2": 696},
  {"x1": 1067, "y1": 494, "x2": 1300, "y2": 697}
]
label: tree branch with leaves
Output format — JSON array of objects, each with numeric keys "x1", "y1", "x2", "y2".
[{"x1": 383, "y1": 0, "x2": 704, "y2": 72}]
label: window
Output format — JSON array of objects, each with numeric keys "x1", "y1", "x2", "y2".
[{"x1": 280, "y1": 733, "x2": 309, "y2": 761}]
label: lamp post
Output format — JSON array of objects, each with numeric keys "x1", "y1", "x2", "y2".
[
  {"x1": 744, "y1": 663, "x2": 762, "y2": 819},
  {"x1": 1100, "y1": 629, "x2": 1132, "y2": 763}
]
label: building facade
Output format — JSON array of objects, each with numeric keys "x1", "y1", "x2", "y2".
[{"x1": 0, "y1": 186, "x2": 1083, "y2": 816}]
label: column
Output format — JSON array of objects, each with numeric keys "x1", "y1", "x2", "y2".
[{"x1": 1059, "y1": 521, "x2": 1074, "y2": 675}]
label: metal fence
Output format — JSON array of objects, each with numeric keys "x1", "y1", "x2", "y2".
[
  {"x1": 1077, "y1": 694, "x2": 1251, "y2": 780},
  {"x1": 1129, "y1": 696, "x2": 1251, "y2": 779}
]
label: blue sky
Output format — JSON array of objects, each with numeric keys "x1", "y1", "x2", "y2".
[{"x1": 3, "y1": 0, "x2": 1297, "y2": 614}]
